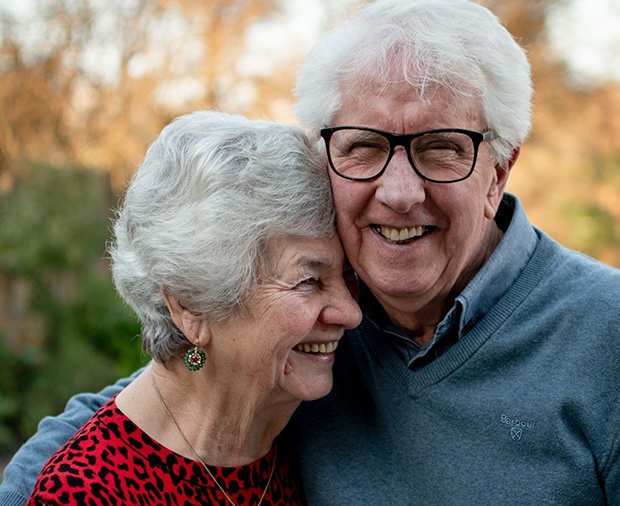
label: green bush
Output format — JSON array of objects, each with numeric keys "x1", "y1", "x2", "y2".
[{"x1": 0, "y1": 162, "x2": 146, "y2": 455}]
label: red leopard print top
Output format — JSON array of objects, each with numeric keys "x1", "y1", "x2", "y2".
[{"x1": 27, "y1": 397, "x2": 304, "y2": 505}]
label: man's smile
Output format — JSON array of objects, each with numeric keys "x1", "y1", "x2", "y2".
[{"x1": 372, "y1": 225, "x2": 434, "y2": 244}]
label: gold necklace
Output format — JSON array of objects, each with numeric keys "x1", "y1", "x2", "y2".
[{"x1": 152, "y1": 374, "x2": 277, "y2": 506}]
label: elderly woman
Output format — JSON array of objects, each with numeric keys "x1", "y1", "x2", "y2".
[{"x1": 26, "y1": 111, "x2": 361, "y2": 505}]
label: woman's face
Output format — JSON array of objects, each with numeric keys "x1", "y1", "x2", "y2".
[{"x1": 207, "y1": 234, "x2": 362, "y2": 404}]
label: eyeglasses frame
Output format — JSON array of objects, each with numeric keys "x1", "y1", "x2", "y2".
[{"x1": 320, "y1": 126, "x2": 498, "y2": 184}]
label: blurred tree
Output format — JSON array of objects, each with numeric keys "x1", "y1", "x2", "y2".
[
  {"x1": 0, "y1": 0, "x2": 280, "y2": 190},
  {"x1": 0, "y1": 163, "x2": 112, "y2": 346},
  {"x1": 0, "y1": 163, "x2": 144, "y2": 454},
  {"x1": 484, "y1": 0, "x2": 620, "y2": 267}
]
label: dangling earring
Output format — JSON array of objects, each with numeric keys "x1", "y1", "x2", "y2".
[{"x1": 184, "y1": 346, "x2": 206, "y2": 371}]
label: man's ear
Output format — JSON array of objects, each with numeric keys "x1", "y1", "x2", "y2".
[
  {"x1": 485, "y1": 146, "x2": 521, "y2": 220},
  {"x1": 499, "y1": 146, "x2": 521, "y2": 186},
  {"x1": 160, "y1": 288, "x2": 210, "y2": 346}
]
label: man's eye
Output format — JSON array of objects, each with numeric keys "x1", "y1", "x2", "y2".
[
  {"x1": 297, "y1": 277, "x2": 319, "y2": 288},
  {"x1": 420, "y1": 141, "x2": 460, "y2": 152},
  {"x1": 346, "y1": 141, "x2": 386, "y2": 153}
]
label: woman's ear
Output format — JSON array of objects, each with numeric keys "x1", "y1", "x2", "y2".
[{"x1": 160, "y1": 288, "x2": 211, "y2": 346}]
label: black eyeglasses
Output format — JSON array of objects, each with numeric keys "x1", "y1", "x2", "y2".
[{"x1": 320, "y1": 126, "x2": 498, "y2": 183}]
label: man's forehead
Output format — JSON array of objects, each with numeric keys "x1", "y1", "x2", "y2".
[{"x1": 334, "y1": 81, "x2": 483, "y2": 130}]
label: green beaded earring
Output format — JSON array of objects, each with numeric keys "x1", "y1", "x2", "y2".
[{"x1": 184, "y1": 346, "x2": 206, "y2": 371}]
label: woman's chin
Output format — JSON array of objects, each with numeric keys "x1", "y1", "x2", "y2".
[{"x1": 283, "y1": 354, "x2": 335, "y2": 401}]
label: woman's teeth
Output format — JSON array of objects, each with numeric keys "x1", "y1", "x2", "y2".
[{"x1": 295, "y1": 341, "x2": 339, "y2": 354}]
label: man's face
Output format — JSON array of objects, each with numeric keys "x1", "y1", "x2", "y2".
[{"x1": 329, "y1": 78, "x2": 510, "y2": 332}]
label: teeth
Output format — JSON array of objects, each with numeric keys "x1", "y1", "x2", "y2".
[
  {"x1": 379, "y1": 225, "x2": 426, "y2": 242},
  {"x1": 295, "y1": 341, "x2": 339, "y2": 354}
]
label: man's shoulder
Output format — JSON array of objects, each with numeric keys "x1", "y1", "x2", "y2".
[{"x1": 537, "y1": 232, "x2": 620, "y2": 288}]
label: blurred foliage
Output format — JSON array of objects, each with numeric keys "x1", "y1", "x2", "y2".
[
  {"x1": 0, "y1": 163, "x2": 144, "y2": 455},
  {"x1": 0, "y1": 163, "x2": 109, "y2": 275},
  {"x1": 558, "y1": 151, "x2": 620, "y2": 263}
]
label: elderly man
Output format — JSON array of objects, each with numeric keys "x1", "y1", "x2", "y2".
[{"x1": 1, "y1": 0, "x2": 619, "y2": 504}]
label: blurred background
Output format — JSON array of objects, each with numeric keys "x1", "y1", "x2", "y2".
[{"x1": 1, "y1": 0, "x2": 619, "y2": 476}]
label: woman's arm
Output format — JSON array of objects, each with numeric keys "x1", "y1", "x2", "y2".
[{"x1": 0, "y1": 367, "x2": 145, "y2": 506}]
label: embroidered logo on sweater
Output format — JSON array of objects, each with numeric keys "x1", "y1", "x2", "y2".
[{"x1": 500, "y1": 414, "x2": 536, "y2": 442}]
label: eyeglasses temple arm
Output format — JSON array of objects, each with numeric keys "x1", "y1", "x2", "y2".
[{"x1": 482, "y1": 130, "x2": 498, "y2": 141}]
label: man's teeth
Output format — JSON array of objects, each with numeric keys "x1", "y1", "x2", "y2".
[
  {"x1": 295, "y1": 341, "x2": 339, "y2": 354},
  {"x1": 378, "y1": 225, "x2": 426, "y2": 242}
]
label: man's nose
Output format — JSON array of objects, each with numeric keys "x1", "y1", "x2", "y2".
[{"x1": 375, "y1": 148, "x2": 426, "y2": 212}]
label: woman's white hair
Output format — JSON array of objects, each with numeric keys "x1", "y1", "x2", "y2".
[
  {"x1": 294, "y1": 0, "x2": 533, "y2": 165},
  {"x1": 109, "y1": 111, "x2": 334, "y2": 362}
]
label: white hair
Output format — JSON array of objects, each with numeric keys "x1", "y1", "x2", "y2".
[
  {"x1": 109, "y1": 111, "x2": 334, "y2": 362},
  {"x1": 294, "y1": 0, "x2": 533, "y2": 165}
]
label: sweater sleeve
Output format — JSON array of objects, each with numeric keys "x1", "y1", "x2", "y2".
[{"x1": 0, "y1": 367, "x2": 146, "y2": 506}]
